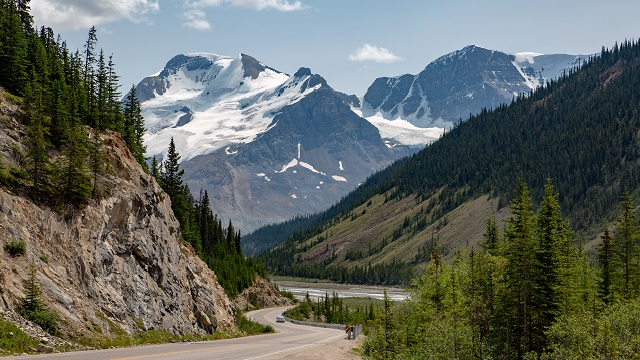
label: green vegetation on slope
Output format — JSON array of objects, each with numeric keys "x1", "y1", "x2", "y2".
[
  {"x1": 363, "y1": 178, "x2": 640, "y2": 359},
  {"x1": 0, "y1": 0, "x2": 146, "y2": 207},
  {"x1": 256, "y1": 39, "x2": 640, "y2": 284},
  {"x1": 152, "y1": 138, "x2": 266, "y2": 298}
]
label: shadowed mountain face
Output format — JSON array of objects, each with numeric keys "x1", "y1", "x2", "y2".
[
  {"x1": 181, "y1": 86, "x2": 406, "y2": 233},
  {"x1": 361, "y1": 45, "x2": 588, "y2": 128},
  {"x1": 135, "y1": 53, "x2": 409, "y2": 233}
]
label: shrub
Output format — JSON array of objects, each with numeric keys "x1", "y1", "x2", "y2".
[{"x1": 5, "y1": 239, "x2": 26, "y2": 257}]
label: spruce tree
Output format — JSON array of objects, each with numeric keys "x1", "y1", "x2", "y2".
[
  {"x1": 23, "y1": 81, "x2": 52, "y2": 193},
  {"x1": 59, "y1": 120, "x2": 91, "y2": 204},
  {"x1": 598, "y1": 226, "x2": 616, "y2": 305},
  {"x1": 88, "y1": 128, "x2": 104, "y2": 197},
  {"x1": 480, "y1": 217, "x2": 499, "y2": 254},
  {"x1": 0, "y1": 0, "x2": 28, "y2": 95},
  {"x1": 83, "y1": 26, "x2": 97, "y2": 125},
  {"x1": 106, "y1": 54, "x2": 123, "y2": 131},
  {"x1": 614, "y1": 192, "x2": 639, "y2": 298},
  {"x1": 161, "y1": 137, "x2": 184, "y2": 199},
  {"x1": 500, "y1": 176, "x2": 538, "y2": 357},
  {"x1": 122, "y1": 84, "x2": 146, "y2": 167}
]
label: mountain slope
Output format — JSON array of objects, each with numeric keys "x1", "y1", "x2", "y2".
[
  {"x1": 256, "y1": 41, "x2": 640, "y2": 282},
  {"x1": 361, "y1": 45, "x2": 588, "y2": 129},
  {"x1": 137, "y1": 55, "x2": 412, "y2": 233},
  {"x1": 0, "y1": 92, "x2": 235, "y2": 338}
]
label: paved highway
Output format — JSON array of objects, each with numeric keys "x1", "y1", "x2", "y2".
[{"x1": 2, "y1": 307, "x2": 349, "y2": 360}]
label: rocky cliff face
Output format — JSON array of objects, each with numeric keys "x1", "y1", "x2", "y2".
[
  {"x1": 0, "y1": 96, "x2": 235, "y2": 337},
  {"x1": 233, "y1": 276, "x2": 291, "y2": 311}
]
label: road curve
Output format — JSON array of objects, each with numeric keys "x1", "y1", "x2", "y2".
[{"x1": 1, "y1": 307, "x2": 349, "y2": 360}]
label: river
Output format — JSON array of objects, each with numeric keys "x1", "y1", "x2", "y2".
[{"x1": 272, "y1": 279, "x2": 411, "y2": 302}]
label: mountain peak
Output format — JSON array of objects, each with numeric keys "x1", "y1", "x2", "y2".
[
  {"x1": 240, "y1": 53, "x2": 282, "y2": 79},
  {"x1": 294, "y1": 67, "x2": 312, "y2": 78}
]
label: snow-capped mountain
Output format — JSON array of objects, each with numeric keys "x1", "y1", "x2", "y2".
[
  {"x1": 136, "y1": 53, "x2": 409, "y2": 233},
  {"x1": 136, "y1": 47, "x2": 591, "y2": 234},
  {"x1": 361, "y1": 45, "x2": 589, "y2": 130}
]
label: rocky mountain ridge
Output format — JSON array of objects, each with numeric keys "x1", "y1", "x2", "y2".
[
  {"x1": 361, "y1": 45, "x2": 589, "y2": 129},
  {"x1": 137, "y1": 53, "x2": 412, "y2": 233}
]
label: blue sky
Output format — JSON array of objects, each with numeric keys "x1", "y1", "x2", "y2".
[{"x1": 31, "y1": 0, "x2": 640, "y2": 96}]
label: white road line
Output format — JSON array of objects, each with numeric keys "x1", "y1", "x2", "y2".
[{"x1": 244, "y1": 333, "x2": 345, "y2": 360}]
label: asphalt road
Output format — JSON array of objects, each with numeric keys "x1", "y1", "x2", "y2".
[{"x1": 2, "y1": 307, "x2": 348, "y2": 360}]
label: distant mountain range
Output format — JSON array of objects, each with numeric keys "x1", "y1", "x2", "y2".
[
  {"x1": 361, "y1": 45, "x2": 588, "y2": 129},
  {"x1": 135, "y1": 46, "x2": 589, "y2": 233}
]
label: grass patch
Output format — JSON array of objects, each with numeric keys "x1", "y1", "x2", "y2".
[
  {"x1": 5, "y1": 238, "x2": 27, "y2": 257},
  {"x1": 0, "y1": 317, "x2": 39, "y2": 356},
  {"x1": 236, "y1": 310, "x2": 274, "y2": 335}
]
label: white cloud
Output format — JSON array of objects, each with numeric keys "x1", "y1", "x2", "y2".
[
  {"x1": 183, "y1": 9, "x2": 211, "y2": 30},
  {"x1": 189, "y1": 0, "x2": 305, "y2": 11},
  {"x1": 182, "y1": 0, "x2": 306, "y2": 31},
  {"x1": 31, "y1": 0, "x2": 160, "y2": 30},
  {"x1": 229, "y1": 0, "x2": 305, "y2": 11},
  {"x1": 349, "y1": 44, "x2": 402, "y2": 63}
]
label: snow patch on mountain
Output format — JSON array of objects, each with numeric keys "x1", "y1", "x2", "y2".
[
  {"x1": 353, "y1": 108, "x2": 443, "y2": 147},
  {"x1": 140, "y1": 53, "x2": 328, "y2": 162}
]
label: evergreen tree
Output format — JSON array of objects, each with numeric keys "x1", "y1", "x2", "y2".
[
  {"x1": 106, "y1": 54, "x2": 123, "y2": 131},
  {"x1": 88, "y1": 128, "x2": 104, "y2": 197},
  {"x1": 534, "y1": 178, "x2": 565, "y2": 336},
  {"x1": 614, "y1": 192, "x2": 639, "y2": 298},
  {"x1": 23, "y1": 81, "x2": 52, "y2": 193},
  {"x1": 150, "y1": 155, "x2": 160, "y2": 180},
  {"x1": 82, "y1": 26, "x2": 97, "y2": 125},
  {"x1": 499, "y1": 176, "x2": 539, "y2": 357},
  {"x1": 94, "y1": 48, "x2": 107, "y2": 129},
  {"x1": 598, "y1": 226, "x2": 616, "y2": 305},
  {"x1": 58, "y1": 120, "x2": 91, "y2": 204},
  {"x1": 480, "y1": 217, "x2": 499, "y2": 254},
  {"x1": 122, "y1": 84, "x2": 146, "y2": 167},
  {"x1": 0, "y1": 0, "x2": 28, "y2": 95},
  {"x1": 161, "y1": 137, "x2": 184, "y2": 199}
]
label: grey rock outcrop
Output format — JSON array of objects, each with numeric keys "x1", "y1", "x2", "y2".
[{"x1": 0, "y1": 101, "x2": 235, "y2": 337}]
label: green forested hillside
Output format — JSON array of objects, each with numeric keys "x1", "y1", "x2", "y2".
[
  {"x1": 0, "y1": 0, "x2": 261, "y2": 298},
  {"x1": 255, "y1": 40, "x2": 640, "y2": 284}
]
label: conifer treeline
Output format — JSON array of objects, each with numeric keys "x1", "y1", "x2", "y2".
[
  {"x1": 364, "y1": 178, "x2": 640, "y2": 359},
  {"x1": 151, "y1": 138, "x2": 264, "y2": 298},
  {"x1": 0, "y1": 0, "x2": 145, "y2": 204},
  {"x1": 0, "y1": 1, "x2": 261, "y2": 298}
]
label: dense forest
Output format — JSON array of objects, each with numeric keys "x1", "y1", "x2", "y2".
[
  {"x1": 0, "y1": 0, "x2": 146, "y2": 204},
  {"x1": 363, "y1": 178, "x2": 640, "y2": 359},
  {"x1": 150, "y1": 139, "x2": 265, "y2": 297},
  {"x1": 0, "y1": 0, "x2": 261, "y2": 298},
  {"x1": 255, "y1": 39, "x2": 640, "y2": 285}
]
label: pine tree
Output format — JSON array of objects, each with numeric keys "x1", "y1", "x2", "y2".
[
  {"x1": 0, "y1": 0, "x2": 28, "y2": 95},
  {"x1": 480, "y1": 217, "x2": 499, "y2": 254},
  {"x1": 19, "y1": 263, "x2": 58, "y2": 335},
  {"x1": 614, "y1": 192, "x2": 639, "y2": 299},
  {"x1": 533, "y1": 178, "x2": 564, "y2": 343},
  {"x1": 95, "y1": 48, "x2": 107, "y2": 129},
  {"x1": 23, "y1": 81, "x2": 52, "y2": 193},
  {"x1": 150, "y1": 155, "x2": 160, "y2": 181},
  {"x1": 58, "y1": 120, "x2": 91, "y2": 204},
  {"x1": 500, "y1": 176, "x2": 538, "y2": 357},
  {"x1": 88, "y1": 129, "x2": 104, "y2": 197},
  {"x1": 598, "y1": 226, "x2": 616, "y2": 305},
  {"x1": 122, "y1": 85, "x2": 146, "y2": 167},
  {"x1": 83, "y1": 26, "x2": 97, "y2": 125},
  {"x1": 106, "y1": 54, "x2": 123, "y2": 131},
  {"x1": 161, "y1": 137, "x2": 184, "y2": 199}
]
